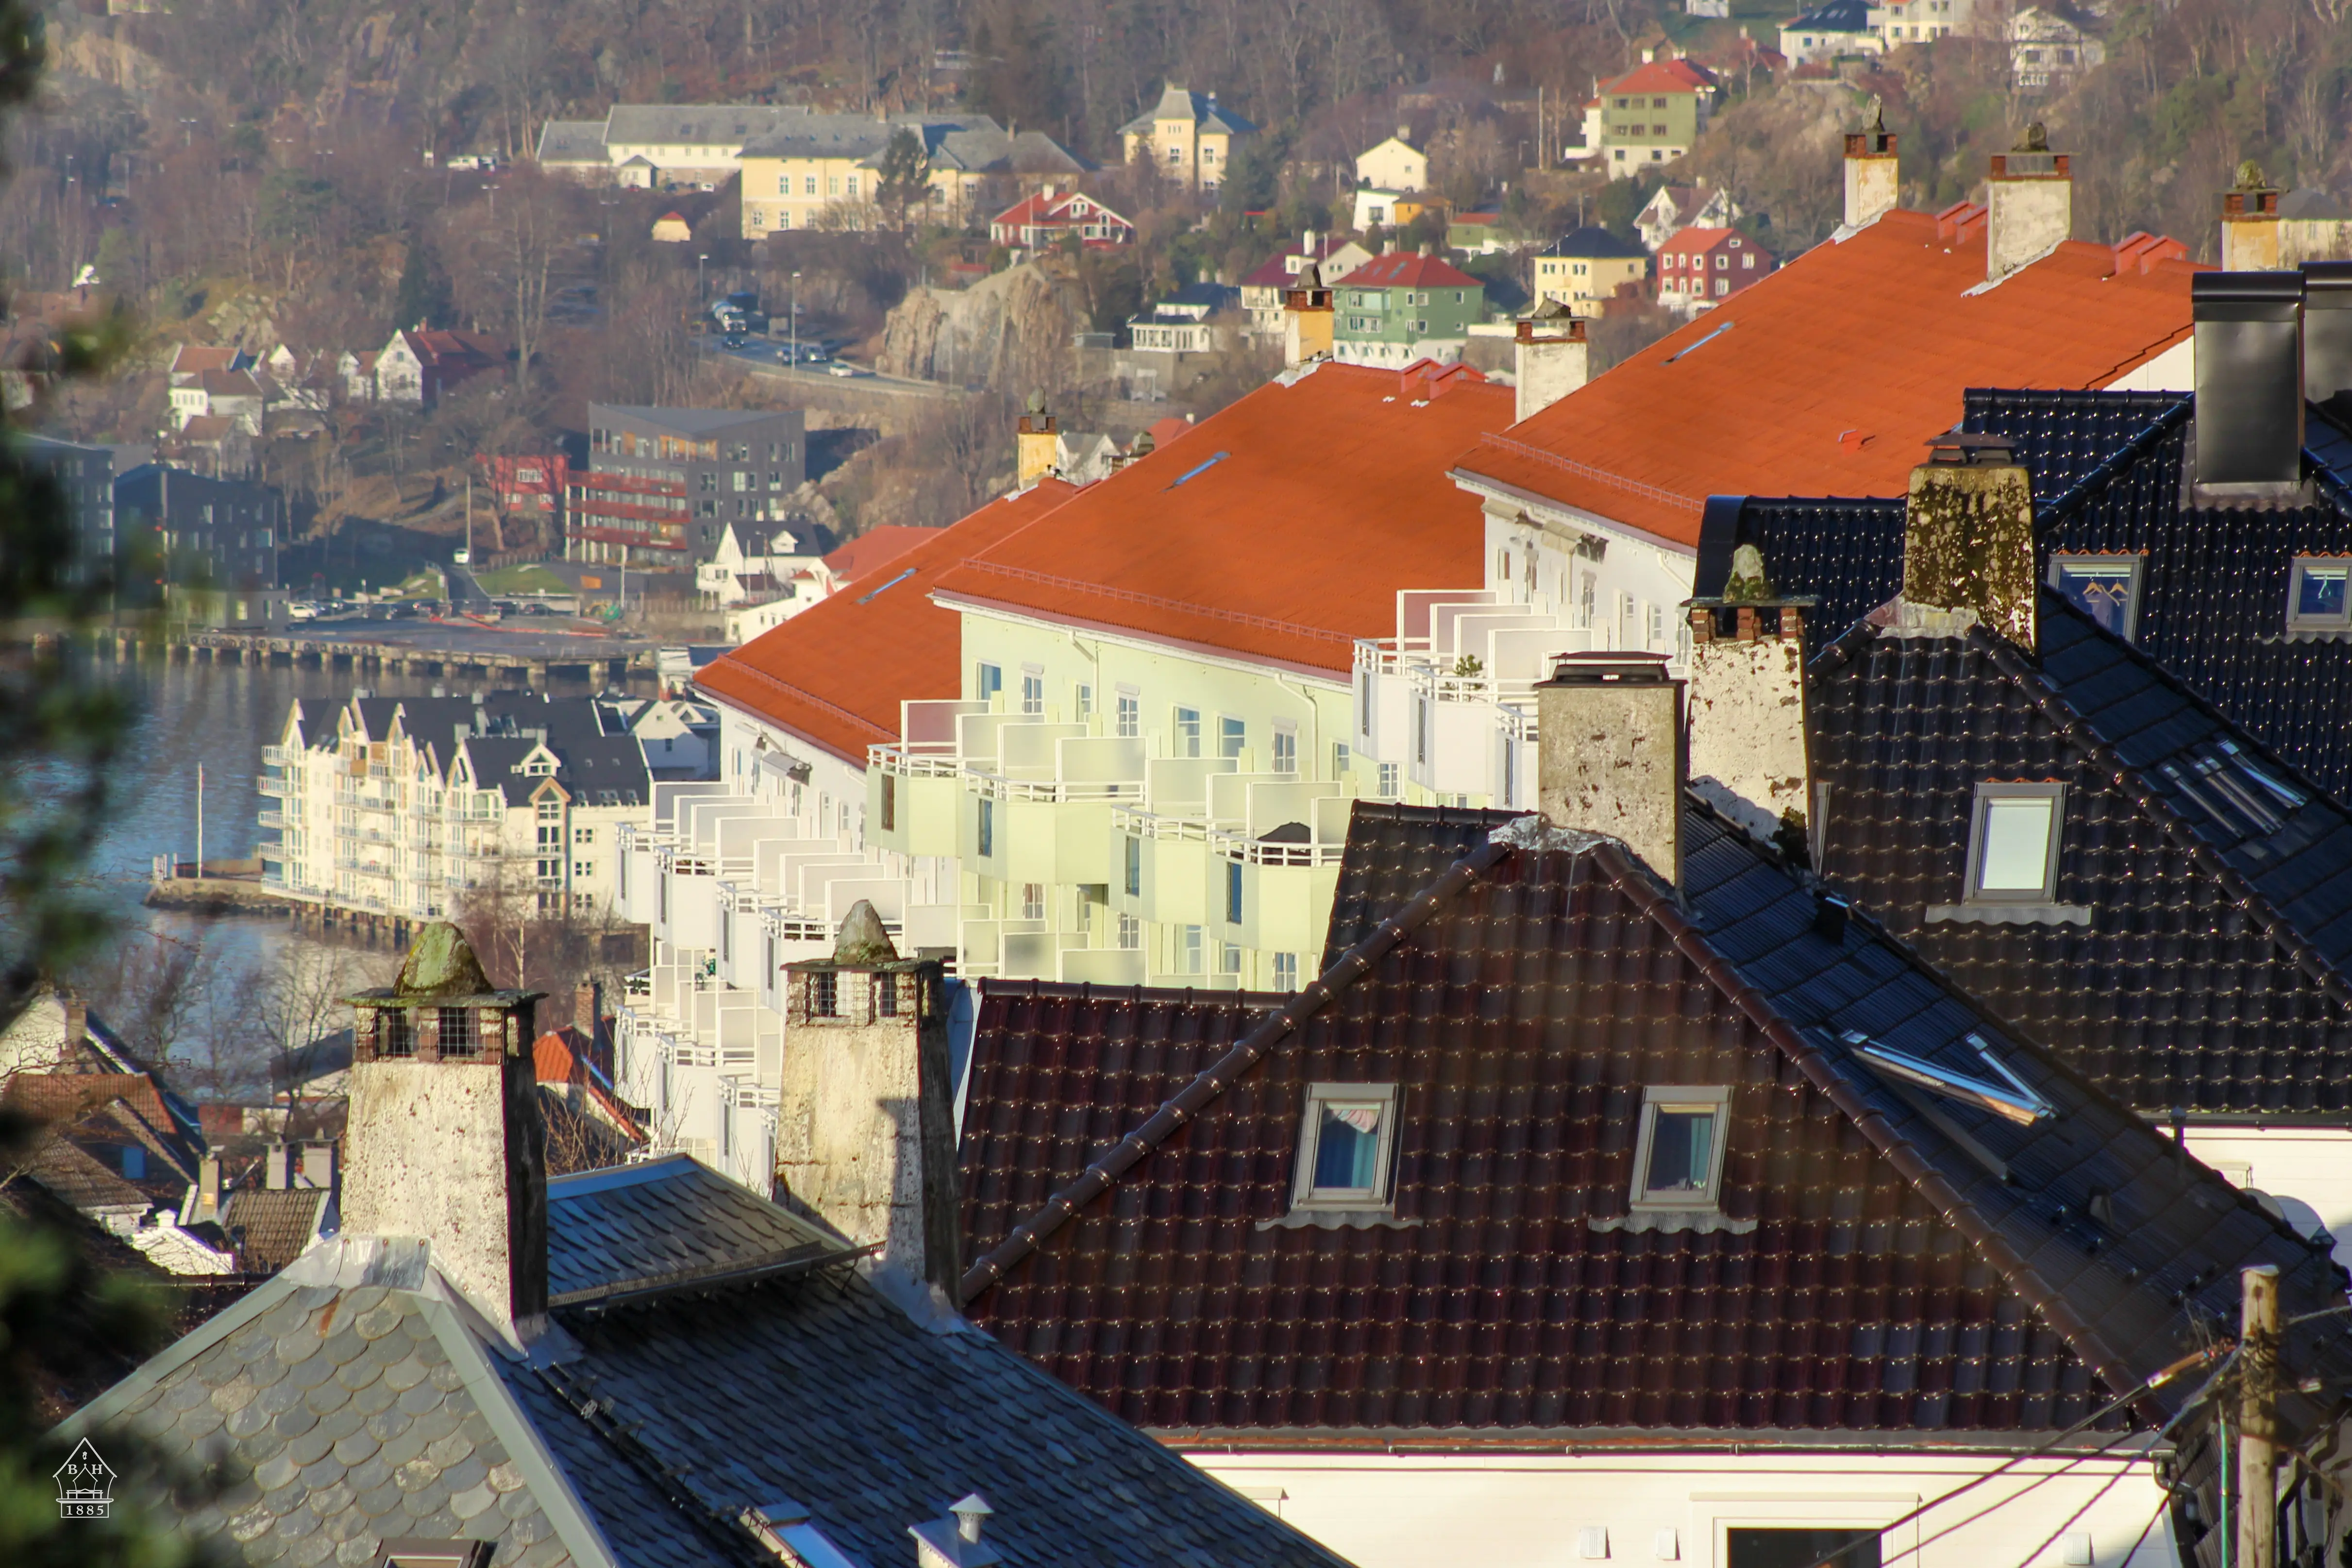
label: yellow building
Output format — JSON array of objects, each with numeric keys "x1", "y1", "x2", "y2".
[
  {"x1": 738, "y1": 114, "x2": 1085, "y2": 238},
  {"x1": 1532, "y1": 225, "x2": 1654, "y2": 309},
  {"x1": 1119, "y1": 84, "x2": 1258, "y2": 194}
]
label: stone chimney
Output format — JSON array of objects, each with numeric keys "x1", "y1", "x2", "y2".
[
  {"x1": 2192, "y1": 271, "x2": 2304, "y2": 495},
  {"x1": 1843, "y1": 101, "x2": 1898, "y2": 230},
  {"x1": 343, "y1": 922, "x2": 547, "y2": 1334},
  {"x1": 1535, "y1": 652, "x2": 1685, "y2": 889},
  {"x1": 1283, "y1": 262, "x2": 1336, "y2": 369},
  {"x1": 188, "y1": 1152, "x2": 223, "y2": 1224},
  {"x1": 1684, "y1": 547, "x2": 1813, "y2": 851},
  {"x1": 2220, "y1": 162, "x2": 2284, "y2": 272},
  {"x1": 1896, "y1": 434, "x2": 2038, "y2": 652},
  {"x1": 778, "y1": 902, "x2": 957, "y2": 1292},
  {"x1": 1015, "y1": 389, "x2": 1058, "y2": 488},
  {"x1": 1514, "y1": 301, "x2": 1589, "y2": 422},
  {"x1": 1986, "y1": 125, "x2": 2071, "y2": 284}
]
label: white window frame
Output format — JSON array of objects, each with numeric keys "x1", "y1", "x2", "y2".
[
  {"x1": 1021, "y1": 666, "x2": 1045, "y2": 716},
  {"x1": 1963, "y1": 781, "x2": 2067, "y2": 905},
  {"x1": 1291, "y1": 1081, "x2": 1402, "y2": 1211},
  {"x1": 1629, "y1": 1085, "x2": 1733, "y2": 1212},
  {"x1": 2048, "y1": 553, "x2": 2145, "y2": 641},
  {"x1": 2288, "y1": 556, "x2": 2352, "y2": 633},
  {"x1": 1175, "y1": 706, "x2": 1203, "y2": 758},
  {"x1": 1116, "y1": 687, "x2": 1140, "y2": 738},
  {"x1": 1271, "y1": 722, "x2": 1298, "y2": 776}
]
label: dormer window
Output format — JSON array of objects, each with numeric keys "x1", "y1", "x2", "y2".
[
  {"x1": 1630, "y1": 1086, "x2": 1731, "y2": 1211},
  {"x1": 2050, "y1": 553, "x2": 2144, "y2": 639},
  {"x1": 1291, "y1": 1083, "x2": 1399, "y2": 1210},
  {"x1": 2288, "y1": 556, "x2": 2352, "y2": 634}
]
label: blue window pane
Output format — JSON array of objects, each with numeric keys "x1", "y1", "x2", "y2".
[
  {"x1": 1644, "y1": 1110, "x2": 1714, "y2": 1194},
  {"x1": 1314, "y1": 1104, "x2": 1382, "y2": 1190},
  {"x1": 2300, "y1": 565, "x2": 2348, "y2": 621},
  {"x1": 1226, "y1": 861, "x2": 1243, "y2": 924},
  {"x1": 2055, "y1": 565, "x2": 2135, "y2": 637}
]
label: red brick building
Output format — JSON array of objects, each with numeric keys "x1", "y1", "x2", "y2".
[{"x1": 1656, "y1": 224, "x2": 1776, "y2": 314}]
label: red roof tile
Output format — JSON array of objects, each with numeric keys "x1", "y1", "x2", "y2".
[
  {"x1": 1455, "y1": 208, "x2": 2199, "y2": 546},
  {"x1": 1144, "y1": 415, "x2": 1196, "y2": 450},
  {"x1": 823, "y1": 525, "x2": 934, "y2": 587},
  {"x1": 694, "y1": 480, "x2": 1081, "y2": 762},
  {"x1": 1339, "y1": 250, "x2": 1481, "y2": 289},
  {"x1": 1598, "y1": 57, "x2": 1717, "y2": 95},
  {"x1": 930, "y1": 364, "x2": 1512, "y2": 674}
]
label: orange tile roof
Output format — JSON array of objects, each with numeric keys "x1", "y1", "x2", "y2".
[
  {"x1": 1455, "y1": 208, "x2": 2199, "y2": 546},
  {"x1": 1343, "y1": 251, "x2": 1483, "y2": 289},
  {"x1": 1599, "y1": 57, "x2": 1716, "y2": 95},
  {"x1": 694, "y1": 479, "x2": 1081, "y2": 762},
  {"x1": 928, "y1": 363, "x2": 1512, "y2": 674},
  {"x1": 824, "y1": 525, "x2": 934, "y2": 587}
]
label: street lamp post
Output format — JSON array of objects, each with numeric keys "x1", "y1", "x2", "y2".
[
  {"x1": 791, "y1": 270, "x2": 802, "y2": 369},
  {"x1": 697, "y1": 253, "x2": 709, "y2": 306}
]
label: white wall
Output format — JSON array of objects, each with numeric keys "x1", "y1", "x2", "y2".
[
  {"x1": 1185, "y1": 1447, "x2": 2175, "y2": 1568},
  {"x1": 2180, "y1": 1126, "x2": 2352, "y2": 1272}
]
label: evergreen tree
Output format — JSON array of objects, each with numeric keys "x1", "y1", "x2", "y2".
[{"x1": 393, "y1": 234, "x2": 454, "y2": 330}]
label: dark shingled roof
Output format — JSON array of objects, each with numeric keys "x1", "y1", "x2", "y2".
[
  {"x1": 66, "y1": 1156, "x2": 1354, "y2": 1568},
  {"x1": 1703, "y1": 389, "x2": 2352, "y2": 797},
  {"x1": 958, "y1": 802, "x2": 2352, "y2": 1443},
  {"x1": 1810, "y1": 587, "x2": 2352, "y2": 1118},
  {"x1": 219, "y1": 1186, "x2": 332, "y2": 1272}
]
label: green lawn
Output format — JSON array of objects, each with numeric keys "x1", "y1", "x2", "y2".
[{"x1": 472, "y1": 564, "x2": 572, "y2": 595}]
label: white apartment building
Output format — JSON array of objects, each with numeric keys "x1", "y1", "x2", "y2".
[{"x1": 259, "y1": 691, "x2": 684, "y2": 932}]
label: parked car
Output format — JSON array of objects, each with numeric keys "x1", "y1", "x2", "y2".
[
  {"x1": 523, "y1": 601, "x2": 554, "y2": 616},
  {"x1": 825, "y1": 360, "x2": 860, "y2": 377},
  {"x1": 287, "y1": 601, "x2": 319, "y2": 621}
]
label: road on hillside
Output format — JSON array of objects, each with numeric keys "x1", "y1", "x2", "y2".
[{"x1": 698, "y1": 338, "x2": 957, "y2": 399}]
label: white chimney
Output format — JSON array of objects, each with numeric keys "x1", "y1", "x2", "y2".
[
  {"x1": 1684, "y1": 555, "x2": 1812, "y2": 849},
  {"x1": 1843, "y1": 106, "x2": 1898, "y2": 230},
  {"x1": 1986, "y1": 125, "x2": 2072, "y2": 284},
  {"x1": 1536, "y1": 652, "x2": 1685, "y2": 888},
  {"x1": 778, "y1": 903, "x2": 958, "y2": 1291},
  {"x1": 1514, "y1": 305, "x2": 1590, "y2": 422},
  {"x1": 342, "y1": 922, "x2": 547, "y2": 1334}
]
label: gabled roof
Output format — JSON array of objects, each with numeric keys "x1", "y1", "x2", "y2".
[
  {"x1": 1455, "y1": 212, "x2": 2199, "y2": 547},
  {"x1": 1707, "y1": 389, "x2": 2352, "y2": 797},
  {"x1": 534, "y1": 118, "x2": 609, "y2": 162},
  {"x1": 694, "y1": 480, "x2": 1079, "y2": 764},
  {"x1": 926, "y1": 364, "x2": 1511, "y2": 675},
  {"x1": 605, "y1": 102, "x2": 816, "y2": 149},
  {"x1": 1339, "y1": 251, "x2": 1481, "y2": 289},
  {"x1": 1598, "y1": 56, "x2": 1718, "y2": 95},
  {"x1": 958, "y1": 802, "x2": 2352, "y2": 1440},
  {"x1": 65, "y1": 1159, "x2": 1352, "y2": 1568},
  {"x1": 1537, "y1": 224, "x2": 1651, "y2": 259},
  {"x1": 1657, "y1": 224, "x2": 1764, "y2": 259},
  {"x1": 1809, "y1": 581, "x2": 2352, "y2": 1117},
  {"x1": 218, "y1": 1185, "x2": 331, "y2": 1271}
]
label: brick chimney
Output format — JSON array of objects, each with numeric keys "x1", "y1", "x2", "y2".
[
  {"x1": 778, "y1": 902, "x2": 957, "y2": 1292},
  {"x1": 1514, "y1": 301, "x2": 1589, "y2": 422},
  {"x1": 1685, "y1": 554, "x2": 1813, "y2": 851},
  {"x1": 1015, "y1": 390, "x2": 1058, "y2": 488},
  {"x1": 1896, "y1": 434, "x2": 2038, "y2": 652},
  {"x1": 1986, "y1": 125, "x2": 2072, "y2": 285},
  {"x1": 1535, "y1": 652, "x2": 1685, "y2": 889},
  {"x1": 1283, "y1": 262, "x2": 1336, "y2": 369},
  {"x1": 342, "y1": 921, "x2": 546, "y2": 1334},
  {"x1": 1843, "y1": 103, "x2": 1898, "y2": 230},
  {"x1": 2220, "y1": 161, "x2": 2284, "y2": 272}
]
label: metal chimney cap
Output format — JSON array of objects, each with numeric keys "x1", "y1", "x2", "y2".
[
  {"x1": 2304, "y1": 260, "x2": 2352, "y2": 303},
  {"x1": 1543, "y1": 650, "x2": 1674, "y2": 686},
  {"x1": 2193, "y1": 270, "x2": 2303, "y2": 317},
  {"x1": 950, "y1": 1495, "x2": 993, "y2": 1542}
]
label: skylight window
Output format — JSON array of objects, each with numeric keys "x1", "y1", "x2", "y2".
[
  {"x1": 1292, "y1": 1083, "x2": 1400, "y2": 1209},
  {"x1": 2289, "y1": 557, "x2": 2352, "y2": 632},
  {"x1": 1964, "y1": 782, "x2": 2066, "y2": 903},
  {"x1": 1629, "y1": 1086, "x2": 1732, "y2": 1211},
  {"x1": 1846, "y1": 1030, "x2": 2053, "y2": 1126},
  {"x1": 2049, "y1": 554, "x2": 2144, "y2": 640}
]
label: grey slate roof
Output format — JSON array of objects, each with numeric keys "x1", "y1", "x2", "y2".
[
  {"x1": 536, "y1": 120, "x2": 612, "y2": 164},
  {"x1": 605, "y1": 104, "x2": 817, "y2": 152},
  {"x1": 67, "y1": 1157, "x2": 1354, "y2": 1568},
  {"x1": 1118, "y1": 86, "x2": 1256, "y2": 138}
]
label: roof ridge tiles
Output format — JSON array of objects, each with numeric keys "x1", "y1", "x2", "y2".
[{"x1": 1467, "y1": 432, "x2": 1706, "y2": 517}]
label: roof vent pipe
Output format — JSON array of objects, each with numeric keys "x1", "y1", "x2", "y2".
[
  {"x1": 2303, "y1": 261, "x2": 2352, "y2": 405},
  {"x1": 2192, "y1": 271, "x2": 2305, "y2": 492}
]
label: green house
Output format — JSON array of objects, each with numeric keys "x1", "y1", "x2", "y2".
[{"x1": 1332, "y1": 250, "x2": 1488, "y2": 366}]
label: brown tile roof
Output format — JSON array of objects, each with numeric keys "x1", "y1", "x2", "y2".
[
  {"x1": 218, "y1": 1186, "x2": 329, "y2": 1271},
  {"x1": 11, "y1": 1130, "x2": 151, "y2": 1213},
  {"x1": 1455, "y1": 209, "x2": 2198, "y2": 547},
  {"x1": 957, "y1": 803, "x2": 2351, "y2": 1439}
]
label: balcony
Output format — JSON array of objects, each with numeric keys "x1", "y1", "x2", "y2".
[
  {"x1": 257, "y1": 809, "x2": 285, "y2": 828},
  {"x1": 257, "y1": 776, "x2": 293, "y2": 799}
]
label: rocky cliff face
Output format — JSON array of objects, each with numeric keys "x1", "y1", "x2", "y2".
[{"x1": 876, "y1": 262, "x2": 1087, "y2": 387}]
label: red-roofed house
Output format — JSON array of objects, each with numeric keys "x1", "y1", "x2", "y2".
[
  {"x1": 988, "y1": 185, "x2": 1134, "y2": 251},
  {"x1": 1332, "y1": 249, "x2": 1487, "y2": 365},
  {"x1": 370, "y1": 328, "x2": 506, "y2": 407},
  {"x1": 1239, "y1": 234, "x2": 1374, "y2": 337},
  {"x1": 1595, "y1": 51, "x2": 1718, "y2": 174},
  {"x1": 1655, "y1": 225, "x2": 1777, "y2": 314},
  {"x1": 1347, "y1": 129, "x2": 2201, "y2": 821},
  {"x1": 822, "y1": 525, "x2": 932, "y2": 589}
]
